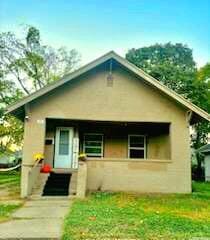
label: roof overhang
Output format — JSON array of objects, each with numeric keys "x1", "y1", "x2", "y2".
[{"x1": 6, "y1": 51, "x2": 210, "y2": 123}]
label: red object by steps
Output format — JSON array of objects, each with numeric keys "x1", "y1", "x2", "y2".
[{"x1": 41, "y1": 164, "x2": 51, "y2": 173}]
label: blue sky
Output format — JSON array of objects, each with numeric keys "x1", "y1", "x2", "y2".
[{"x1": 0, "y1": 0, "x2": 210, "y2": 67}]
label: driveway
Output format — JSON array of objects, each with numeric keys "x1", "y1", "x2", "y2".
[{"x1": 0, "y1": 198, "x2": 71, "y2": 239}]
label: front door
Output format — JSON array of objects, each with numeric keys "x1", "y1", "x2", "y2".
[{"x1": 54, "y1": 127, "x2": 73, "y2": 168}]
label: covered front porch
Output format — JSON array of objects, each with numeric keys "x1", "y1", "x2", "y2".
[
  {"x1": 44, "y1": 118, "x2": 171, "y2": 171},
  {"x1": 22, "y1": 118, "x2": 173, "y2": 198}
]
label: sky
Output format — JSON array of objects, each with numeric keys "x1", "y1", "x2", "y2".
[{"x1": 0, "y1": 0, "x2": 210, "y2": 67}]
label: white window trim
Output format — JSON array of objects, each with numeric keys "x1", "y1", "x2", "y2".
[
  {"x1": 128, "y1": 134, "x2": 146, "y2": 159},
  {"x1": 83, "y1": 133, "x2": 104, "y2": 157}
]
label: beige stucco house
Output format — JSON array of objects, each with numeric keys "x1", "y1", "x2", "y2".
[{"x1": 7, "y1": 51, "x2": 210, "y2": 198}]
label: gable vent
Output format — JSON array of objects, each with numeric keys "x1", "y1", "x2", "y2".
[
  {"x1": 107, "y1": 73, "x2": 113, "y2": 87},
  {"x1": 107, "y1": 59, "x2": 113, "y2": 87}
]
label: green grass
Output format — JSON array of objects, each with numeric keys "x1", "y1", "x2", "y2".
[
  {"x1": 0, "y1": 171, "x2": 20, "y2": 200},
  {"x1": 0, "y1": 171, "x2": 21, "y2": 222},
  {"x1": 63, "y1": 182, "x2": 210, "y2": 240},
  {"x1": 0, "y1": 204, "x2": 21, "y2": 222}
]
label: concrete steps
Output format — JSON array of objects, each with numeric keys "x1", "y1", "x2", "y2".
[
  {"x1": 30, "y1": 195, "x2": 72, "y2": 200},
  {"x1": 31, "y1": 173, "x2": 49, "y2": 198},
  {"x1": 30, "y1": 170, "x2": 78, "y2": 199}
]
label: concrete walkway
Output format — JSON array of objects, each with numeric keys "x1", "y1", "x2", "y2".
[{"x1": 0, "y1": 198, "x2": 71, "y2": 239}]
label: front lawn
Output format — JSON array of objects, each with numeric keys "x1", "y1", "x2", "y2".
[
  {"x1": 0, "y1": 171, "x2": 20, "y2": 200},
  {"x1": 63, "y1": 182, "x2": 210, "y2": 240},
  {"x1": 0, "y1": 204, "x2": 20, "y2": 223},
  {"x1": 0, "y1": 171, "x2": 22, "y2": 222}
]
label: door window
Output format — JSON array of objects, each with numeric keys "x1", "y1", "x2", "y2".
[{"x1": 59, "y1": 130, "x2": 69, "y2": 155}]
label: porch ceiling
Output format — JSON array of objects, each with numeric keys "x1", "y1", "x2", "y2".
[{"x1": 46, "y1": 118, "x2": 170, "y2": 135}]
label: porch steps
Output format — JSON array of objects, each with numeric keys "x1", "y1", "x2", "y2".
[
  {"x1": 42, "y1": 173, "x2": 71, "y2": 196},
  {"x1": 31, "y1": 173, "x2": 49, "y2": 197},
  {"x1": 29, "y1": 195, "x2": 72, "y2": 200}
]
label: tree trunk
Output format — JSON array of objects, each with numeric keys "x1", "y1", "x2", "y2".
[{"x1": 196, "y1": 152, "x2": 204, "y2": 181}]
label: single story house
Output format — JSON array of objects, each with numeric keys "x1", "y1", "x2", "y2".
[
  {"x1": 7, "y1": 51, "x2": 210, "y2": 198},
  {"x1": 197, "y1": 144, "x2": 210, "y2": 181}
]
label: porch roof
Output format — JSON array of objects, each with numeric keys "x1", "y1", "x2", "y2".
[
  {"x1": 6, "y1": 51, "x2": 210, "y2": 123},
  {"x1": 46, "y1": 118, "x2": 170, "y2": 132}
]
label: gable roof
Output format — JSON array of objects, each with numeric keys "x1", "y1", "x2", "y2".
[{"x1": 6, "y1": 51, "x2": 210, "y2": 122}]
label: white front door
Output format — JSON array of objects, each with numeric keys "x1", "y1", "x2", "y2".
[{"x1": 54, "y1": 127, "x2": 73, "y2": 168}]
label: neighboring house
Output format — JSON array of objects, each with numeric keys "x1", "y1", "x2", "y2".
[
  {"x1": 6, "y1": 51, "x2": 210, "y2": 198},
  {"x1": 197, "y1": 144, "x2": 210, "y2": 181}
]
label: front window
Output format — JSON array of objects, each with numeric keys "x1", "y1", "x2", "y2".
[
  {"x1": 128, "y1": 135, "x2": 146, "y2": 159},
  {"x1": 83, "y1": 134, "x2": 103, "y2": 157}
]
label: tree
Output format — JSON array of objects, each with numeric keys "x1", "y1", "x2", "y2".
[
  {"x1": 192, "y1": 64, "x2": 210, "y2": 148},
  {"x1": 197, "y1": 63, "x2": 210, "y2": 106},
  {"x1": 0, "y1": 26, "x2": 81, "y2": 94},
  {"x1": 126, "y1": 43, "x2": 210, "y2": 180},
  {"x1": 192, "y1": 63, "x2": 210, "y2": 179},
  {"x1": 0, "y1": 26, "x2": 81, "y2": 152},
  {"x1": 126, "y1": 43, "x2": 196, "y2": 96},
  {"x1": 0, "y1": 70, "x2": 23, "y2": 152},
  {"x1": 197, "y1": 63, "x2": 210, "y2": 82}
]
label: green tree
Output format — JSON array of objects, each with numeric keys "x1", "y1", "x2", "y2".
[
  {"x1": 0, "y1": 26, "x2": 81, "y2": 152},
  {"x1": 190, "y1": 63, "x2": 210, "y2": 148},
  {"x1": 197, "y1": 63, "x2": 210, "y2": 82},
  {"x1": 192, "y1": 63, "x2": 210, "y2": 179},
  {"x1": 0, "y1": 26, "x2": 81, "y2": 94},
  {"x1": 126, "y1": 43, "x2": 196, "y2": 95},
  {"x1": 197, "y1": 63, "x2": 210, "y2": 106},
  {"x1": 0, "y1": 70, "x2": 23, "y2": 152}
]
